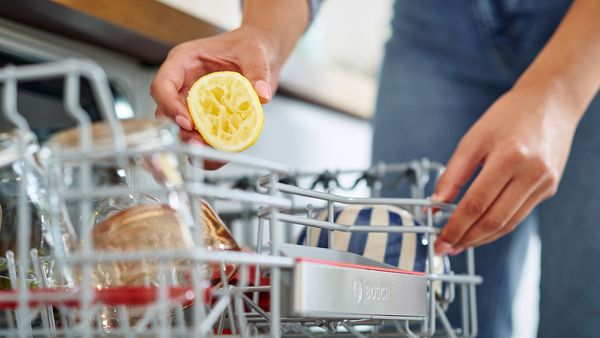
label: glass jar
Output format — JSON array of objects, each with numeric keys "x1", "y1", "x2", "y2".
[
  {"x1": 91, "y1": 198, "x2": 239, "y2": 287},
  {"x1": 41, "y1": 118, "x2": 240, "y2": 327},
  {"x1": 0, "y1": 129, "x2": 76, "y2": 289}
]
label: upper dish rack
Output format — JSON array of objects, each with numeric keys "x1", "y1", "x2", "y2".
[{"x1": 0, "y1": 59, "x2": 481, "y2": 338}]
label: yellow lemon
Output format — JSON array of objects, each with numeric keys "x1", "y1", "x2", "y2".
[{"x1": 187, "y1": 71, "x2": 264, "y2": 152}]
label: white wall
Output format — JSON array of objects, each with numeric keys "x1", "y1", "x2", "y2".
[
  {"x1": 158, "y1": 0, "x2": 393, "y2": 77},
  {"x1": 246, "y1": 96, "x2": 372, "y2": 170}
]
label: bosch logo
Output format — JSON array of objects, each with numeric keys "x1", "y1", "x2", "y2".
[
  {"x1": 353, "y1": 280, "x2": 364, "y2": 303},
  {"x1": 352, "y1": 280, "x2": 391, "y2": 303}
]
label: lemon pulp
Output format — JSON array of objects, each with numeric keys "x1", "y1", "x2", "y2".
[{"x1": 187, "y1": 71, "x2": 264, "y2": 152}]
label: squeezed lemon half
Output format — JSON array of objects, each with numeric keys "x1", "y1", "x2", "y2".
[{"x1": 186, "y1": 71, "x2": 264, "y2": 152}]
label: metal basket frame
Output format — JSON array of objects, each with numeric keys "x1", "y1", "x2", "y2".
[{"x1": 0, "y1": 59, "x2": 481, "y2": 338}]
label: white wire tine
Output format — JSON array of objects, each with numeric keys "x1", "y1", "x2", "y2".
[
  {"x1": 168, "y1": 269, "x2": 186, "y2": 333},
  {"x1": 467, "y1": 247, "x2": 478, "y2": 337},
  {"x1": 116, "y1": 305, "x2": 132, "y2": 338},
  {"x1": 0, "y1": 70, "x2": 36, "y2": 336},
  {"x1": 191, "y1": 263, "x2": 208, "y2": 334},
  {"x1": 327, "y1": 191, "x2": 334, "y2": 249},
  {"x1": 29, "y1": 249, "x2": 55, "y2": 336},
  {"x1": 436, "y1": 301, "x2": 458, "y2": 338},
  {"x1": 64, "y1": 71, "x2": 93, "y2": 151},
  {"x1": 218, "y1": 261, "x2": 237, "y2": 336},
  {"x1": 1, "y1": 71, "x2": 31, "y2": 133},
  {"x1": 268, "y1": 173, "x2": 282, "y2": 338},
  {"x1": 198, "y1": 295, "x2": 230, "y2": 336},
  {"x1": 69, "y1": 59, "x2": 126, "y2": 150},
  {"x1": 234, "y1": 264, "x2": 250, "y2": 338},
  {"x1": 15, "y1": 139, "x2": 33, "y2": 338},
  {"x1": 6, "y1": 251, "x2": 18, "y2": 290},
  {"x1": 340, "y1": 321, "x2": 368, "y2": 338},
  {"x1": 305, "y1": 204, "x2": 314, "y2": 247},
  {"x1": 157, "y1": 260, "x2": 170, "y2": 338},
  {"x1": 252, "y1": 218, "x2": 265, "y2": 305},
  {"x1": 258, "y1": 178, "x2": 455, "y2": 210}
]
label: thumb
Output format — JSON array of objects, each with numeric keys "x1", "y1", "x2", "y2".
[
  {"x1": 150, "y1": 64, "x2": 193, "y2": 130},
  {"x1": 434, "y1": 139, "x2": 483, "y2": 202},
  {"x1": 238, "y1": 53, "x2": 273, "y2": 103}
]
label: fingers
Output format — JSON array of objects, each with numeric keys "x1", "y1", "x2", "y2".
[
  {"x1": 253, "y1": 80, "x2": 272, "y2": 103},
  {"x1": 178, "y1": 128, "x2": 203, "y2": 143},
  {"x1": 434, "y1": 154, "x2": 512, "y2": 253},
  {"x1": 434, "y1": 138, "x2": 485, "y2": 203},
  {"x1": 449, "y1": 174, "x2": 539, "y2": 250},
  {"x1": 151, "y1": 60, "x2": 193, "y2": 131},
  {"x1": 238, "y1": 52, "x2": 273, "y2": 103},
  {"x1": 464, "y1": 181, "x2": 551, "y2": 249},
  {"x1": 156, "y1": 107, "x2": 191, "y2": 130},
  {"x1": 436, "y1": 144, "x2": 559, "y2": 254},
  {"x1": 180, "y1": 130, "x2": 227, "y2": 170},
  {"x1": 158, "y1": 109, "x2": 225, "y2": 169}
]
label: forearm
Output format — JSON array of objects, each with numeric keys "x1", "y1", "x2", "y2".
[
  {"x1": 242, "y1": 0, "x2": 310, "y2": 67},
  {"x1": 515, "y1": 0, "x2": 600, "y2": 122}
]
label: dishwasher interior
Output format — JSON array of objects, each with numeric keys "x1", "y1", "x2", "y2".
[{"x1": 0, "y1": 59, "x2": 481, "y2": 338}]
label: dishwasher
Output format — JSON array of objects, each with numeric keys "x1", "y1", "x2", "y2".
[{"x1": 0, "y1": 59, "x2": 481, "y2": 338}]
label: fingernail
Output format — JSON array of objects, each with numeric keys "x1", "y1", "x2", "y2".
[
  {"x1": 254, "y1": 80, "x2": 271, "y2": 102},
  {"x1": 435, "y1": 241, "x2": 453, "y2": 255},
  {"x1": 189, "y1": 139, "x2": 203, "y2": 145},
  {"x1": 175, "y1": 115, "x2": 193, "y2": 131},
  {"x1": 448, "y1": 247, "x2": 464, "y2": 256},
  {"x1": 430, "y1": 193, "x2": 440, "y2": 213}
]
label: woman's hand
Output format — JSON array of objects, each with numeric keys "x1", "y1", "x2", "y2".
[
  {"x1": 433, "y1": 82, "x2": 580, "y2": 255},
  {"x1": 149, "y1": 0, "x2": 310, "y2": 170},
  {"x1": 150, "y1": 0, "x2": 309, "y2": 148},
  {"x1": 150, "y1": 26, "x2": 280, "y2": 145},
  {"x1": 432, "y1": 0, "x2": 600, "y2": 254}
]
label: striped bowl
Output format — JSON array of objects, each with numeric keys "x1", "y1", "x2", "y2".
[{"x1": 296, "y1": 204, "x2": 449, "y2": 298}]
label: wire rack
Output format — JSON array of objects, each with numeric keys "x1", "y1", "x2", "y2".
[{"x1": 0, "y1": 59, "x2": 482, "y2": 338}]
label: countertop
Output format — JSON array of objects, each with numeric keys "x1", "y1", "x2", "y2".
[
  {"x1": 0, "y1": 0, "x2": 222, "y2": 65},
  {"x1": 0, "y1": 0, "x2": 374, "y2": 119}
]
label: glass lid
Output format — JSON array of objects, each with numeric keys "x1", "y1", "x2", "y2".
[{"x1": 43, "y1": 118, "x2": 178, "y2": 152}]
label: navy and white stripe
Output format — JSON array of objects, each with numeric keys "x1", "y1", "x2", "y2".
[
  {"x1": 296, "y1": 205, "x2": 449, "y2": 298},
  {"x1": 297, "y1": 204, "x2": 428, "y2": 272}
]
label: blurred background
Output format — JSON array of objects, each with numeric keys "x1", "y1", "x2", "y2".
[{"x1": 0, "y1": 1, "x2": 538, "y2": 336}]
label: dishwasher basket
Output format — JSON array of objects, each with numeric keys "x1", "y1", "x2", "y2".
[{"x1": 0, "y1": 59, "x2": 481, "y2": 338}]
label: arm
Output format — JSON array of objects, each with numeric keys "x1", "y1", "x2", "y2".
[
  {"x1": 516, "y1": 0, "x2": 600, "y2": 117},
  {"x1": 150, "y1": 0, "x2": 309, "y2": 143},
  {"x1": 434, "y1": 0, "x2": 600, "y2": 254},
  {"x1": 242, "y1": 0, "x2": 311, "y2": 76}
]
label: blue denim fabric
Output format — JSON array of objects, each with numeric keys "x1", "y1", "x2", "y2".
[
  {"x1": 535, "y1": 96, "x2": 600, "y2": 338},
  {"x1": 371, "y1": 0, "x2": 600, "y2": 337}
]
